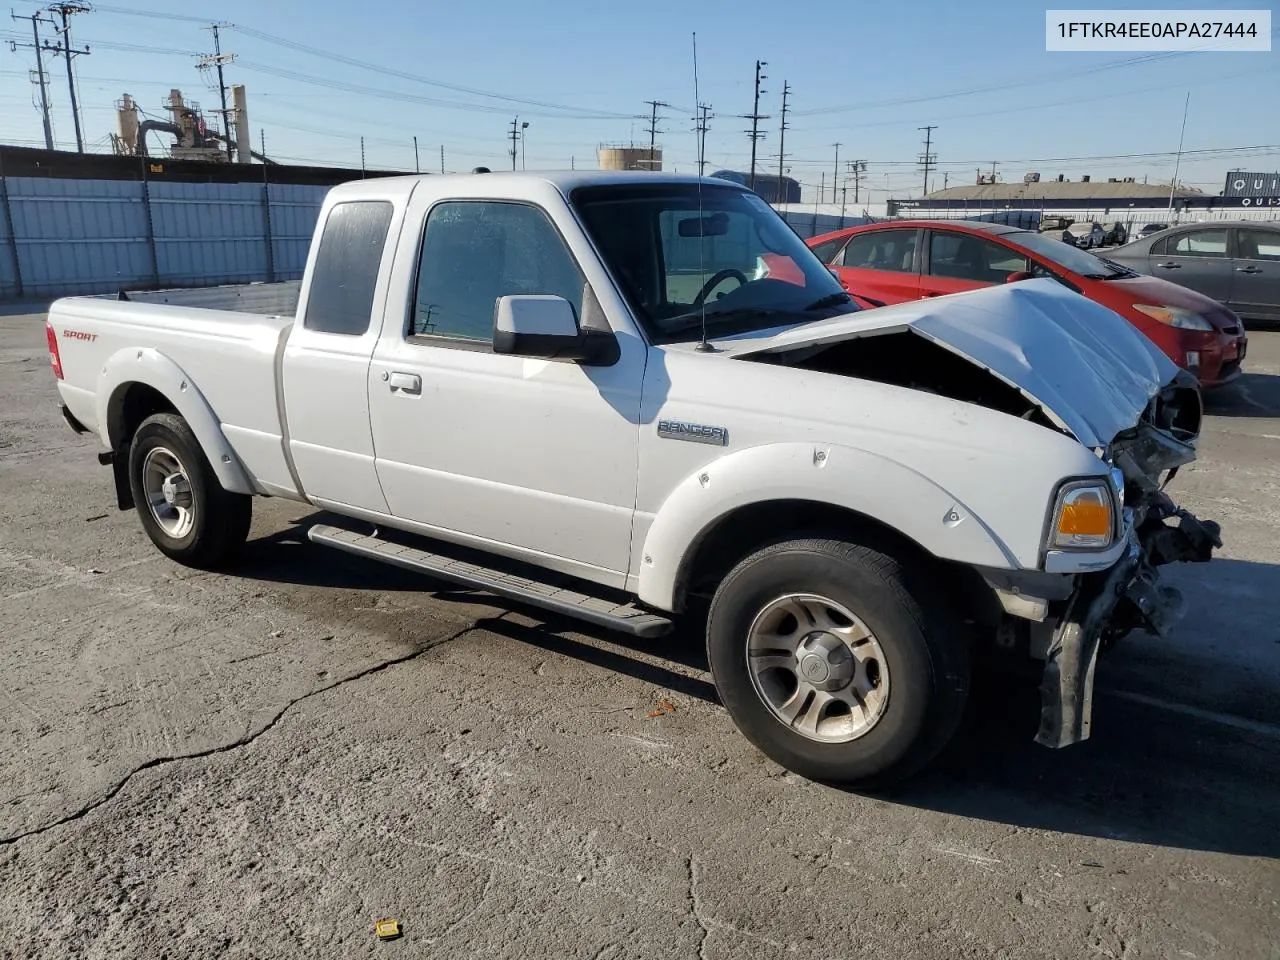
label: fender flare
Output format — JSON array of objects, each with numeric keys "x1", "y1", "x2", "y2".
[
  {"x1": 636, "y1": 441, "x2": 1018, "y2": 611},
  {"x1": 95, "y1": 347, "x2": 254, "y2": 495}
]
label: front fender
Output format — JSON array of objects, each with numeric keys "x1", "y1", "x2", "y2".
[
  {"x1": 96, "y1": 347, "x2": 254, "y2": 496},
  {"x1": 636, "y1": 441, "x2": 1018, "y2": 611}
]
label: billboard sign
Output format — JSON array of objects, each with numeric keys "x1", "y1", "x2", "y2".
[{"x1": 1223, "y1": 172, "x2": 1280, "y2": 203}]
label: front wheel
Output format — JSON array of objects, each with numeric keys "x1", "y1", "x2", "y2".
[
  {"x1": 706, "y1": 537, "x2": 969, "y2": 788},
  {"x1": 127, "y1": 412, "x2": 251, "y2": 569}
]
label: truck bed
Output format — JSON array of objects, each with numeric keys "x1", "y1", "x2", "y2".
[{"x1": 50, "y1": 293, "x2": 297, "y2": 498}]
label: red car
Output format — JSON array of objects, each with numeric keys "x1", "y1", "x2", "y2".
[{"x1": 806, "y1": 220, "x2": 1248, "y2": 388}]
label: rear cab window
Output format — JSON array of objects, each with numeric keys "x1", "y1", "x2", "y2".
[{"x1": 303, "y1": 200, "x2": 395, "y2": 335}]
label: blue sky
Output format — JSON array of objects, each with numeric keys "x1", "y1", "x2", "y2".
[{"x1": 1, "y1": 0, "x2": 1276, "y2": 203}]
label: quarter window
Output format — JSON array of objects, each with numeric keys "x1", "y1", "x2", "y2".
[
  {"x1": 836, "y1": 230, "x2": 918, "y2": 273},
  {"x1": 411, "y1": 201, "x2": 585, "y2": 341},
  {"x1": 303, "y1": 201, "x2": 394, "y2": 336},
  {"x1": 809, "y1": 236, "x2": 847, "y2": 264}
]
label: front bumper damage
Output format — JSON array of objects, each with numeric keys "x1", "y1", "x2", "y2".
[{"x1": 1035, "y1": 386, "x2": 1221, "y2": 749}]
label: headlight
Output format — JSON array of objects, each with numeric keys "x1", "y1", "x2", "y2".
[
  {"x1": 1133, "y1": 304, "x2": 1215, "y2": 331},
  {"x1": 1050, "y1": 480, "x2": 1115, "y2": 550}
]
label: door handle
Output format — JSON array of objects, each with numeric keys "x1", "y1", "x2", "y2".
[
  {"x1": 1155, "y1": 261, "x2": 1181, "y2": 269},
  {"x1": 1235, "y1": 265, "x2": 1263, "y2": 274},
  {"x1": 388, "y1": 371, "x2": 422, "y2": 394}
]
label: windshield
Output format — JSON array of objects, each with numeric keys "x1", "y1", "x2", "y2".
[
  {"x1": 571, "y1": 183, "x2": 856, "y2": 343},
  {"x1": 1009, "y1": 229, "x2": 1131, "y2": 278}
]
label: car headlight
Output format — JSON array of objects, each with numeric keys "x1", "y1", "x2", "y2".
[
  {"x1": 1133, "y1": 304, "x2": 1215, "y2": 331},
  {"x1": 1049, "y1": 480, "x2": 1115, "y2": 550}
]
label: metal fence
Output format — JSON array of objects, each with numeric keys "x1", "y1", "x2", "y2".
[{"x1": 0, "y1": 174, "x2": 328, "y2": 300}]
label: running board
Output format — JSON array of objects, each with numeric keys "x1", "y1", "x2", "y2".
[{"x1": 307, "y1": 524, "x2": 674, "y2": 639}]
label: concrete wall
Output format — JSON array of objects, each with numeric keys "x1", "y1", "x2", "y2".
[{"x1": 0, "y1": 174, "x2": 328, "y2": 301}]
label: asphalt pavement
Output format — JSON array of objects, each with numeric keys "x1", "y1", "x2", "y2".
[{"x1": 1, "y1": 306, "x2": 1278, "y2": 959}]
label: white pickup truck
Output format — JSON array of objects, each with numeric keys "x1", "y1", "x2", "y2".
[{"x1": 47, "y1": 170, "x2": 1221, "y2": 786}]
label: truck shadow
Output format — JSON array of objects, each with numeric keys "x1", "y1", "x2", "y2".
[{"x1": 235, "y1": 517, "x2": 1280, "y2": 860}]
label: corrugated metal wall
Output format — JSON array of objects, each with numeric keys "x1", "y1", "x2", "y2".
[{"x1": 0, "y1": 174, "x2": 329, "y2": 300}]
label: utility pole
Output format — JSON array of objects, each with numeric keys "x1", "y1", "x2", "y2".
[
  {"x1": 692, "y1": 103, "x2": 713, "y2": 176},
  {"x1": 44, "y1": 3, "x2": 91, "y2": 154},
  {"x1": 413, "y1": 135, "x2": 419, "y2": 173},
  {"x1": 259, "y1": 127, "x2": 266, "y2": 159},
  {"x1": 743, "y1": 60, "x2": 769, "y2": 191},
  {"x1": 643, "y1": 100, "x2": 668, "y2": 170},
  {"x1": 507, "y1": 116, "x2": 529, "y2": 171},
  {"x1": 440, "y1": 144, "x2": 445, "y2": 174},
  {"x1": 9, "y1": 10, "x2": 57, "y2": 150},
  {"x1": 846, "y1": 160, "x2": 866, "y2": 204},
  {"x1": 831, "y1": 142, "x2": 842, "y2": 204},
  {"x1": 775, "y1": 82, "x2": 790, "y2": 204},
  {"x1": 360, "y1": 136, "x2": 365, "y2": 177},
  {"x1": 198, "y1": 23, "x2": 236, "y2": 161},
  {"x1": 918, "y1": 125, "x2": 937, "y2": 197},
  {"x1": 989, "y1": 160, "x2": 998, "y2": 182}
]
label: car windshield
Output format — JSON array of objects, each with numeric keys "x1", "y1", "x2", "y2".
[
  {"x1": 1009, "y1": 229, "x2": 1133, "y2": 278},
  {"x1": 571, "y1": 183, "x2": 857, "y2": 344}
]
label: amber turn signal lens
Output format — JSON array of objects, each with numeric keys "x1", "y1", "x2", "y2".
[{"x1": 1052, "y1": 484, "x2": 1113, "y2": 549}]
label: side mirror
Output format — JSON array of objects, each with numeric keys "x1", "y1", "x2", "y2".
[
  {"x1": 1006, "y1": 271, "x2": 1034, "y2": 283},
  {"x1": 492, "y1": 295, "x2": 618, "y2": 365}
]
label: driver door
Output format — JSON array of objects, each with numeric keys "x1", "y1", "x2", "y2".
[{"x1": 366, "y1": 197, "x2": 645, "y2": 586}]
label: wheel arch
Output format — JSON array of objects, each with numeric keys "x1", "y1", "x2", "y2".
[
  {"x1": 96, "y1": 348, "x2": 253, "y2": 496},
  {"x1": 636, "y1": 442, "x2": 1018, "y2": 612}
]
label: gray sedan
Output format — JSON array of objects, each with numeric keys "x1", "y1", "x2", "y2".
[{"x1": 1104, "y1": 220, "x2": 1280, "y2": 324}]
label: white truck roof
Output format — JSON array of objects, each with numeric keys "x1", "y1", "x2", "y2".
[{"x1": 325, "y1": 169, "x2": 721, "y2": 198}]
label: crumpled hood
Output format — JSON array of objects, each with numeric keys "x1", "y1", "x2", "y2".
[{"x1": 721, "y1": 278, "x2": 1180, "y2": 447}]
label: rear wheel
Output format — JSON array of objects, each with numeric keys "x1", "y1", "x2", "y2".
[
  {"x1": 706, "y1": 537, "x2": 969, "y2": 788},
  {"x1": 127, "y1": 412, "x2": 251, "y2": 569}
]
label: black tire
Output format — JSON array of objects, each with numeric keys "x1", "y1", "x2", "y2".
[
  {"x1": 706, "y1": 537, "x2": 969, "y2": 788},
  {"x1": 127, "y1": 412, "x2": 251, "y2": 569}
]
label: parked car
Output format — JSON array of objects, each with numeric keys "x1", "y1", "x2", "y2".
[
  {"x1": 1065, "y1": 221, "x2": 1105, "y2": 249},
  {"x1": 1138, "y1": 223, "x2": 1168, "y2": 239},
  {"x1": 1039, "y1": 215, "x2": 1073, "y2": 235},
  {"x1": 1100, "y1": 222, "x2": 1128, "y2": 246},
  {"x1": 808, "y1": 219, "x2": 1247, "y2": 387},
  {"x1": 1105, "y1": 220, "x2": 1280, "y2": 325},
  {"x1": 47, "y1": 171, "x2": 1220, "y2": 788}
]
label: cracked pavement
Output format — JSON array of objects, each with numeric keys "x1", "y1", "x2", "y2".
[{"x1": 2, "y1": 307, "x2": 1279, "y2": 958}]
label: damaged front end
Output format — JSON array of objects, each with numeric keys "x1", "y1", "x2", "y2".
[{"x1": 1036, "y1": 372, "x2": 1222, "y2": 748}]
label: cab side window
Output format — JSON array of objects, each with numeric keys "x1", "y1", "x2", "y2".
[
  {"x1": 411, "y1": 201, "x2": 585, "y2": 341},
  {"x1": 303, "y1": 201, "x2": 394, "y2": 336}
]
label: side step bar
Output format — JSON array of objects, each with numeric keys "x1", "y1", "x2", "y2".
[{"x1": 308, "y1": 524, "x2": 674, "y2": 639}]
